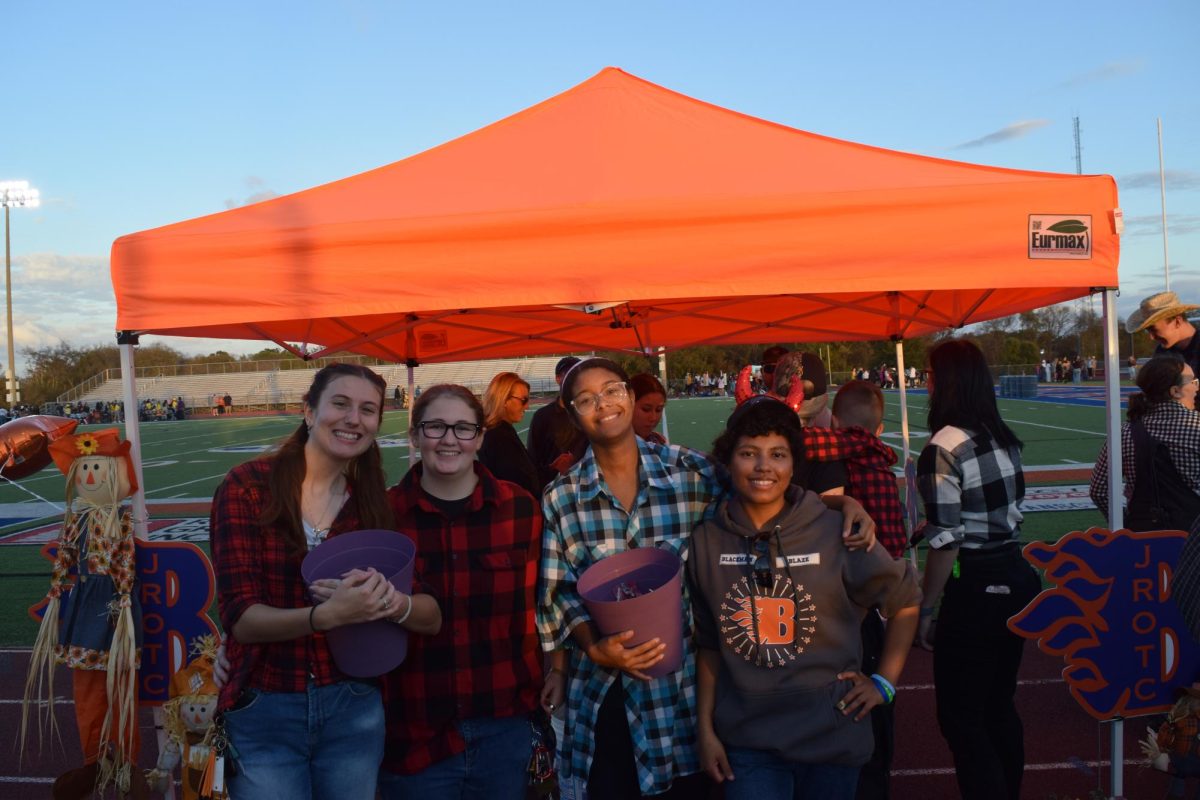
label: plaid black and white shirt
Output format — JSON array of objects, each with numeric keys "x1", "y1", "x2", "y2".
[
  {"x1": 1089, "y1": 401, "x2": 1200, "y2": 519},
  {"x1": 917, "y1": 425, "x2": 1024, "y2": 551}
]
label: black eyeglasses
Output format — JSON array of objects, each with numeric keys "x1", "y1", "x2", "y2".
[
  {"x1": 416, "y1": 421, "x2": 482, "y2": 440},
  {"x1": 753, "y1": 533, "x2": 773, "y2": 589},
  {"x1": 508, "y1": 394, "x2": 531, "y2": 406}
]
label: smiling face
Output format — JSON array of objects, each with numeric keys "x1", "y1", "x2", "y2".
[
  {"x1": 569, "y1": 367, "x2": 634, "y2": 445},
  {"x1": 729, "y1": 433, "x2": 793, "y2": 522},
  {"x1": 1147, "y1": 315, "x2": 1193, "y2": 349},
  {"x1": 303, "y1": 375, "x2": 383, "y2": 463},
  {"x1": 412, "y1": 395, "x2": 483, "y2": 480},
  {"x1": 633, "y1": 392, "x2": 666, "y2": 439},
  {"x1": 1173, "y1": 365, "x2": 1199, "y2": 411},
  {"x1": 72, "y1": 455, "x2": 131, "y2": 505}
]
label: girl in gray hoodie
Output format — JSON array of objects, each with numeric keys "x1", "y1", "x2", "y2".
[{"x1": 688, "y1": 397, "x2": 920, "y2": 800}]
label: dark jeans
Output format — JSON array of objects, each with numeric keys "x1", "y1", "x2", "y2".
[
  {"x1": 588, "y1": 681, "x2": 712, "y2": 800},
  {"x1": 855, "y1": 609, "x2": 894, "y2": 800},
  {"x1": 933, "y1": 545, "x2": 1040, "y2": 800}
]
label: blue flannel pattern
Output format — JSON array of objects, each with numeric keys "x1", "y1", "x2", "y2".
[{"x1": 537, "y1": 438, "x2": 726, "y2": 795}]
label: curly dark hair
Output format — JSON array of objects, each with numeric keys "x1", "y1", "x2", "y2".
[{"x1": 712, "y1": 396, "x2": 805, "y2": 469}]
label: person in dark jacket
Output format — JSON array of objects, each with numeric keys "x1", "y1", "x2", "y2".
[
  {"x1": 527, "y1": 356, "x2": 586, "y2": 492},
  {"x1": 478, "y1": 371, "x2": 541, "y2": 498}
]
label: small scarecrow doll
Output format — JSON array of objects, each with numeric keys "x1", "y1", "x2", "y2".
[
  {"x1": 1140, "y1": 682, "x2": 1200, "y2": 798},
  {"x1": 147, "y1": 635, "x2": 225, "y2": 800},
  {"x1": 21, "y1": 428, "x2": 145, "y2": 798}
]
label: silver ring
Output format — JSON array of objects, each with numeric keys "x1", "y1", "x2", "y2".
[
  {"x1": 836, "y1": 700, "x2": 847, "y2": 711},
  {"x1": 382, "y1": 599, "x2": 390, "y2": 610},
  {"x1": 548, "y1": 703, "x2": 556, "y2": 711}
]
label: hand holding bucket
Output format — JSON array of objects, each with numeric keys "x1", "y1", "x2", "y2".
[
  {"x1": 577, "y1": 547, "x2": 684, "y2": 679},
  {"x1": 301, "y1": 529, "x2": 416, "y2": 677}
]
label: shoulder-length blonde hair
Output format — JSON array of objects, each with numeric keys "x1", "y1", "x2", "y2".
[{"x1": 483, "y1": 372, "x2": 530, "y2": 429}]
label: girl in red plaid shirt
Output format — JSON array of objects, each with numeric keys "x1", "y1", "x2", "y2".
[{"x1": 212, "y1": 364, "x2": 441, "y2": 800}]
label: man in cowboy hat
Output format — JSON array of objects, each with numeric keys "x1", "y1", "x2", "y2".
[{"x1": 1127, "y1": 291, "x2": 1200, "y2": 377}]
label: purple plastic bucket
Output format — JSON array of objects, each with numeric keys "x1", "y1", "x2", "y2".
[
  {"x1": 577, "y1": 547, "x2": 683, "y2": 678},
  {"x1": 300, "y1": 529, "x2": 416, "y2": 677}
]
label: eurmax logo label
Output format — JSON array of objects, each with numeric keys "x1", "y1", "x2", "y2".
[{"x1": 1029, "y1": 214, "x2": 1092, "y2": 260}]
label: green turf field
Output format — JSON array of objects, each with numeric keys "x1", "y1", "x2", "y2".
[{"x1": 0, "y1": 391, "x2": 1111, "y2": 646}]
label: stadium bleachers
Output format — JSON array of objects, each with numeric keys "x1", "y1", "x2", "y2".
[{"x1": 65, "y1": 357, "x2": 565, "y2": 410}]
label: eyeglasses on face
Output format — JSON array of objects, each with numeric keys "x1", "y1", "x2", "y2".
[
  {"x1": 416, "y1": 420, "x2": 482, "y2": 440},
  {"x1": 753, "y1": 534, "x2": 773, "y2": 589},
  {"x1": 508, "y1": 394, "x2": 531, "y2": 406},
  {"x1": 570, "y1": 382, "x2": 629, "y2": 415}
]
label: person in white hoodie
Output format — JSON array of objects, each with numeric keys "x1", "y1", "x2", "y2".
[{"x1": 688, "y1": 397, "x2": 920, "y2": 800}]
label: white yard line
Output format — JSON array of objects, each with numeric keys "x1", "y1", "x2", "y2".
[{"x1": 894, "y1": 758, "x2": 1140, "y2": 777}]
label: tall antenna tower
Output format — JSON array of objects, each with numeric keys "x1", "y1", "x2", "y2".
[{"x1": 1073, "y1": 116, "x2": 1083, "y2": 175}]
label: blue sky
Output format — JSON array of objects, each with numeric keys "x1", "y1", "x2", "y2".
[{"x1": 4, "y1": 1, "x2": 1197, "y2": 369}]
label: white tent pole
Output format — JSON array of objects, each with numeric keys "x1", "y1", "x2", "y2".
[
  {"x1": 118, "y1": 335, "x2": 149, "y2": 539},
  {"x1": 119, "y1": 333, "x2": 174, "y2": 799},
  {"x1": 407, "y1": 364, "x2": 416, "y2": 469},
  {"x1": 658, "y1": 347, "x2": 670, "y2": 442},
  {"x1": 1100, "y1": 289, "x2": 1124, "y2": 799},
  {"x1": 894, "y1": 340, "x2": 911, "y2": 466}
]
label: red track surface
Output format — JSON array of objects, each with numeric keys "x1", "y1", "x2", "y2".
[{"x1": 1, "y1": 646, "x2": 1177, "y2": 799}]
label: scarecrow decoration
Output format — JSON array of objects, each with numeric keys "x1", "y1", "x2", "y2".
[
  {"x1": 1141, "y1": 683, "x2": 1200, "y2": 798},
  {"x1": 147, "y1": 635, "x2": 226, "y2": 800},
  {"x1": 21, "y1": 428, "x2": 145, "y2": 798}
]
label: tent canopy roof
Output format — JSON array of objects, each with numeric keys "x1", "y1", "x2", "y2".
[{"x1": 111, "y1": 67, "x2": 1119, "y2": 362}]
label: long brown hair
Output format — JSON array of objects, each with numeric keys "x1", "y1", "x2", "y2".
[{"x1": 260, "y1": 364, "x2": 394, "y2": 553}]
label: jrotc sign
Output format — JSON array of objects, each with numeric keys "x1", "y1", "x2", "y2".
[{"x1": 1008, "y1": 527, "x2": 1200, "y2": 720}]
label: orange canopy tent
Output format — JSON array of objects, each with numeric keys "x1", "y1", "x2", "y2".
[{"x1": 111, "y1": 67, "x2": 1120, "y2": 363}]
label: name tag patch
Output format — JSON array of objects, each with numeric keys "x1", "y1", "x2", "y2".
[{"x1": 719, "y1": 553, "x2": 820, "y2": 567}]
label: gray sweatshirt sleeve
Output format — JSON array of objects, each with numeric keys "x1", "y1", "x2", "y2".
[
  {"x1": 686, "y1": 524, "x2": 719, "y2": 651},
  {"x1": 843, "y1": 547, "x2": 922, "y2": 618}
]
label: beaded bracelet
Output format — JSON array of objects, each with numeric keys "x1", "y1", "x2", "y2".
[{"x1": 870, "y1": 673, "x2": 896, "y2": 705}]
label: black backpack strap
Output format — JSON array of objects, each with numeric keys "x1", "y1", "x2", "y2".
[{"x1": 1127, "y1": 420, "x2": 1163, "y2": 527}]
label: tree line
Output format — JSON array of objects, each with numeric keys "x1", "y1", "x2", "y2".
[{"x1": 20, "y1": 302, "x2": 1148, "y2": 408}]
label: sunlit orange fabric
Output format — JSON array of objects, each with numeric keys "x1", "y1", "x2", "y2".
[{"x1": 111, "y1": 68, "x2": 1119, "y2": 361}]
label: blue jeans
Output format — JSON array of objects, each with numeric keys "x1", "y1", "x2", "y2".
[
  {"x1": 223, "y1": 679, "x2": 384, "y2": 800},
  {"x1": 377, "y1": 715, "x2": 530, "y2": 800},
  {"x1": 725, "y1": 747, "x2": 859, "y2": 800}
]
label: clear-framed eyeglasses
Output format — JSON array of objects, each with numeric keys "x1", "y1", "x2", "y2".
[
  {"x1": 570, "y1": 382, "x2": 629, "y2": 415},
  {"x1": 416, "y1": 421, "x2": 482, "y2": 440}
]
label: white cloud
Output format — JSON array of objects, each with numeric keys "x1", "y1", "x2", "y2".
[
  {"x1": 1122, "y1": 214, "x2": 1200, "y2": 237},
  {"x1": 1118, "y1": 170, "x2": 1200, "y2": 192},
  {"x1": 951, "y1": 120, "x2": 1051, "y2": 150},
  {"x1": 1057, "y1": 61, "x2": 1143, "y2": 89}
]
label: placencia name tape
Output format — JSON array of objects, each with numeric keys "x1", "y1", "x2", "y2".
[{"x1": 719, "y1": 553, "x2": 820, "y2": 567}]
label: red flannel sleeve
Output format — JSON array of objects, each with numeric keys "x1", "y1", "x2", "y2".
[
  {"x1": 210, "y1": 467, "x2": 269, "y2": 634},
  {"x1": 802, "y1": 426, "x2": 876, "y2": 462}
]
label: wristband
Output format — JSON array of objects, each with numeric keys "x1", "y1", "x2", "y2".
[
  {"x1": 870, "y1": 673, "x2": 896, "y2": 705},
  {"x1": 309, "y1": 605, "x2": 321, "y2": 633},
  {"x1": 394, "y1": 594, "x2": 414, "y2": 625},
  {"x1": 919, "y1": 606, "x2": 935, "y2": 619}
]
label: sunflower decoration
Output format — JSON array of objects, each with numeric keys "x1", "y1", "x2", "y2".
[{"x1": 75, "y1": 434, "x2": 101, "y2": 456}]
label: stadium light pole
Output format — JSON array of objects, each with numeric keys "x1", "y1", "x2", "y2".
[{"x1": 0, "y1": 181, "x2": 40, "y2": 405}]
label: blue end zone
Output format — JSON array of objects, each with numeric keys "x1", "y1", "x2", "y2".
[
  {"x1": 883, "y1": 385, "x2": 1136, "y2": 407},
  {"x1": 1027, "y1": 385, "x2": 1138, "y2": 407}
]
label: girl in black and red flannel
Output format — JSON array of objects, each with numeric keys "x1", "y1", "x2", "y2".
[{"x1": 211, "y1": 364, "x2": 441, "y2": 800}]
